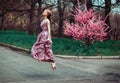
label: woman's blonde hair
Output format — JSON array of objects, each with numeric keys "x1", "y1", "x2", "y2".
[{"x1": 45, "y1": 9, "x2": 52, "y2": 20}]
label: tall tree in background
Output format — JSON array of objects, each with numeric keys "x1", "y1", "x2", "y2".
[
  {"x1": 105, "y1": 0, "x2": 111, "y2": 39},
  {"x1": 57, "y1": 0, "x2": 68, "y2": 37},
  {"x1": 36, "y1": 0, "x2": 42, "y2": 35},
  {"x1": 57, "y1": 0, "x2": 62, "y2": 37},
  {"x1": 28, "y1": 0, "x2": 37, "y2": 34},
  {"x1": 0, "y1": 0, "x2": 4, "y2": 30}
]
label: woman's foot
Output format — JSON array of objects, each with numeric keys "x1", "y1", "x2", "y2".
[{"x1": 51, "y1": 62, "x2": 56, "y2": 70}]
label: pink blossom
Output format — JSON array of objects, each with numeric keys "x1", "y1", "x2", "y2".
[{"x1": 64, "y1": 6, "x2": 109, "y2": 45}]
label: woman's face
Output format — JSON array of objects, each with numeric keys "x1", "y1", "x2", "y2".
[{"x1": 42, "y1": 10, "x2": 48, "y2": 16}]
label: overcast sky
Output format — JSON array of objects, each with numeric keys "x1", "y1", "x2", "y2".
[
  {"x1": 93, "y1": 0, "x2": 120, "y2": 13},
  {"x1": 48, "y1": 0, "x2": 120, "y2": 13}
]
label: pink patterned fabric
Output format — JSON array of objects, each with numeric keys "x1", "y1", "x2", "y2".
[{"x1": 31, "y1": 19, "x2": 55, "y2": 62}]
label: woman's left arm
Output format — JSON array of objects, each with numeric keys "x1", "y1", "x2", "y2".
[{"x1": 46, "y1": 19, "x2": 51, "y2": 40}]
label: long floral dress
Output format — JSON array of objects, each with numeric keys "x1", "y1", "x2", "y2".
[{"x1": 31, "y1": 19, "x2": 55, "y2": 62}]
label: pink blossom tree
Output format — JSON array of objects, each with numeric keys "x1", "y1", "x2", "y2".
[{"x1": 64, "y1": 5, "x2": 109, "y2": 46}]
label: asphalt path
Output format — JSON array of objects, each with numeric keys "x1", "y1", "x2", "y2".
[{"x1": 0, "y1": 46, "x2": 120, "y2": 83}]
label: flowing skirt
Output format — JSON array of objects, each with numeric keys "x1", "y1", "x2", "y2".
[{"x1": 31, "y1": 32, "x2": 55, "y2": 62}]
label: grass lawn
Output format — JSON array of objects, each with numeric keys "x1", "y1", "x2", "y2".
[{"x1": 0, "y1": 30, "x2": 120, "y2": 56}]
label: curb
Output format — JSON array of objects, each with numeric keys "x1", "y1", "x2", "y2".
[
  {"x1": 55, "y1": 55, "x2": 120, "y2": 59},
  {"x1": 0, "y1": 42, "x2": 29, "y2": 53},
  {"x1": 0, "y1": 42, "x2": 120, "y2": 59}
]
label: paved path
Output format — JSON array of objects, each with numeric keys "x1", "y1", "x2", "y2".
[{"x1": 0, "y1": 46, "x2": 120, "y2": 83}]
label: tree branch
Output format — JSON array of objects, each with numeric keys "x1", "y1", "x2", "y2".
[{"x1": 6, "y1": 9, "x2": 30, "y2": 12}]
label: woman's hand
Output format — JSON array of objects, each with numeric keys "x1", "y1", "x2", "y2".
[
  {"x1": 46, "y1": 37, "x2": 52, "y2": 44},
  {"x1": 47, "y1": 37, "x2": 51, "y2": 41}
]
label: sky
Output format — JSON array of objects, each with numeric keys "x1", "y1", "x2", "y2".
[
  {"x1": 43, "y1": 0, "x2": 120, "y2": 13},
  {"x1": 92, "y1": 0, "x2": 120, "y2": 13}
]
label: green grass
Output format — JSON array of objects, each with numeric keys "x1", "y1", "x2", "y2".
[
  {"x1": 0, "y1": 30, "x2": 36, "y2": 50},
  {"x1": 0, "y1": 30, "x2": 120, "y2": 56}
]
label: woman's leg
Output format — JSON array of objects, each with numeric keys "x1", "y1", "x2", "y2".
[{"x1": 51, "y1": 62, "x2": 56, "y2": 70}]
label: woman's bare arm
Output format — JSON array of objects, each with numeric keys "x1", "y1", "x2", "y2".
[{"x1": 46, "y1": 19, "x2": 51, "y2": 40}]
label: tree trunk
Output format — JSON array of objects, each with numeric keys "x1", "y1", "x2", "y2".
[
  {"x1": 36, "y1": 0, "x2": 42, "y2": 35},
  {"x1": 58, "y1": 13, "x2": 63, "y2": 37},
  {"x1": 105, "y1": 0, "x2": 111, "y2": 39},
  {"x1": 57, "y1": 0, "x2": 63, "y2": 37},
  {"x1": 0, "y1": 14, "x2": 4, "y2": 30},
  {"x1": 105, "y1": 0, "x2": 111, "y2": 26},
  {"x1": 28, "y1": 1, "x2": 36, "y2": 35}
]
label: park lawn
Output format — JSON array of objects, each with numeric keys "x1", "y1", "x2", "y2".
[{"x1": 0, "y1": 30, "x2": 120, "y2": 56}]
